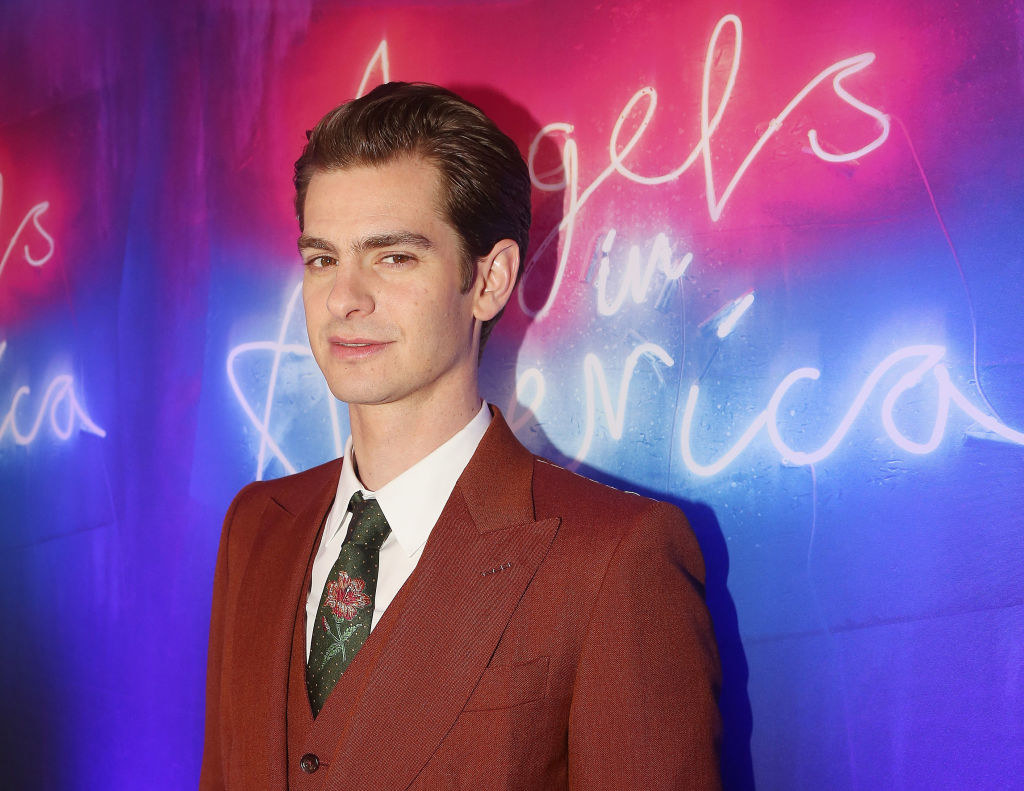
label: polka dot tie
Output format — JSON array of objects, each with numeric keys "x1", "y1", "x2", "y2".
[{"x1": 306, "y1": 491, "x2": 392, "y2": 717}]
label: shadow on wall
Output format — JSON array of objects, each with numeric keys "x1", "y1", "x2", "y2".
[{"x1": 460, "y1": 83, "x2": 755, "y2": 791}]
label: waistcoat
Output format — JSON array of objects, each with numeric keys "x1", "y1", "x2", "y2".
[{"x1": 285, "y1": 552, "x2": 414, "y2": 790}]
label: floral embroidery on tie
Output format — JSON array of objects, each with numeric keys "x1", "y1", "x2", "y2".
[
  {"x1": 319, "y1": 570, "x2": 371, "y2": 669},
  {"x1": 325, "y1": 570, "x2": 370, "y2": 621}
]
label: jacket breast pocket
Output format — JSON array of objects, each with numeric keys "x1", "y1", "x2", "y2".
[{"x1": 464, "y1": 656, "x2": 550, "y2": 712}]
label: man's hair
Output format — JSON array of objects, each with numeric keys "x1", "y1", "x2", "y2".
[{"x1": 294, "y1": 82, "x2": 531, "y2": 351}]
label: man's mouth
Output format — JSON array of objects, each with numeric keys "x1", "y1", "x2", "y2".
[
  {"x1": 329, "y1": 336, "x2": 386, "y2": 346},
  {"x1": 327, "y1": 337, "x2": 391, "y2": 357}
]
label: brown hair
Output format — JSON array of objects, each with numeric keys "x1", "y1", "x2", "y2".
[{"x1": 294, "y1": 82, "x2": 531, "y2": 350}]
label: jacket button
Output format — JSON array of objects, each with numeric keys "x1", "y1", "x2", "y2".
[{"x1": 299, "y1": 753, "x2": 320, "y2": 774}]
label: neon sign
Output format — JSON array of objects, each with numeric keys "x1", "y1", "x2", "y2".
[
  {"x1": 508, "y1": 341, "x2": 1024, "y2": 476},
  {"x1": 0, "y1": 341, "x2": 106, "y2": 446},
  {"x1": 222, "y1": 36, "x2": 394, "y2": 480},
  {"x1": 0, "y1": 171, "x2": 105, "y2": 447},
  {"x1": 227, "y1": 283, "x2": 345, "y2": 480},
  {"x1": 225, "y1": 24, "x2": 1022, "y2": 482},
  {"x1": 679, "y1": 344, "x2": 1024, "y2": 477},
  {"x1": 0, "y1": 171, "x2": 55, "y2": 284},
  {"x1": 594, "y1": 229, "x2": 691, "y2": 317},
  {"x1": 519, "y1": 13, "x2": 890, "y2": 321},
  {"x1": 230, "y1": 276, "x2": 1024, "y2": 481},
  {"x1": 574, "y1": 343, "x2": 674, "y2": 469}
]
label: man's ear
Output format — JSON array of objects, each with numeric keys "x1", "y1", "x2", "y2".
[{"x1": 472, "y1": 239, "x2": 520, "y2": 322}]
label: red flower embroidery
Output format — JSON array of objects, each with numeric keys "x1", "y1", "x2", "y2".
[{"x1": 325, "y1": 570, "x2": 370, "y2": 621}]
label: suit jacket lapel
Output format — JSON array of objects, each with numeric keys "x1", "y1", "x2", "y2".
[
  {"x1": 323, "y1": 411, "x2": 560, "y2": 791},
  {"x1": 231, "y1": 460, "x2": 339, "y2": 788}
]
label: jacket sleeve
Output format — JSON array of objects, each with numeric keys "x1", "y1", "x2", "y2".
[
  {"x1": 567, "y1": 500, "x2": 722, "y2": 790},
  {"x1": 199, "y1": 488, "x2": 247, "y2": 791}
]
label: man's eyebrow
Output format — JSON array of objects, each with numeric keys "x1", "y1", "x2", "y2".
[
  {"x1": 297, "y1": 234, "x2": 337, "y2": 253},
  {"x1": 297, "y1": 231, "x2": 436, "y2": 256},
  {"x1": 352, "y1": 231, "x2": 435, "y2": 254}
]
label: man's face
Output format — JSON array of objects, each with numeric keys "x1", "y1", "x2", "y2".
[{"x1": 299, "y1": 157, "x2": 481, "y2": 413}]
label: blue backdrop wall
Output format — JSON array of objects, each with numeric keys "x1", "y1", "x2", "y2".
[{"x1": 1, "y1": 1, "x2": 1022, "y2": 788}]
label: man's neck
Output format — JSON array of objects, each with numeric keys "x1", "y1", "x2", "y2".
[{"x1": 347, "y1": 393, "x2": 483, "y2": 491}]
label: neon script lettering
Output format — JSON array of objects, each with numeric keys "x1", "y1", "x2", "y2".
[
  {"x1": 0, "y1": 341, "x2": 106, "y2": 446},
  {"x1": 0, "y1": 172, "x2": 104, "y2": 447},
  {"x1": 594, "y1": 229, "x2": 691, "y2": 316},
  {"x1": 515, "y1": 343, "x2": 1023, "y2": 474},
  {"x1": 227, "y1": 283, "x2": 346, "y2": 480},
  {"x1": 0, "y1": 171, "x2": 55, "y2": 285},
  {"x1": 679, "y1": 345, "x2": 1024, "y2": 476},
  {"x1": 226, "y1": 46, "x2": 395, "y2": 480},
  {"x1": 575, "y1": 343, "x2": 675, "y2": 468},
  {"x1": 519, "y1": 13, "x2": 889, "y2": 320}
]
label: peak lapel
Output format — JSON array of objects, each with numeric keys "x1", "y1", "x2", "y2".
[{"x1": 460, "y1": 406, "x2": 537, "y2": 531}]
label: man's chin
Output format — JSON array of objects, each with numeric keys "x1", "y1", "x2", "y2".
[{"x1": 324, "y1": 382, "x2": 395, "y2": 407}]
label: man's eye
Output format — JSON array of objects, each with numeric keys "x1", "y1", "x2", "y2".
[
  {"x1": 380, "y1": 253, "x2": 413, "y2": 267},
  {"x1": 305, "y1": 255, "x2": 335, "y2": 268}
]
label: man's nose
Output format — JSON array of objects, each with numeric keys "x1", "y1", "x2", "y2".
[{"x1": 326, "y1": 264, "x2": 375, "y2": 318}]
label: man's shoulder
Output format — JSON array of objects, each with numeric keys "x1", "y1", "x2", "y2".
[
  {"x1": 216, "y1": 457, "x2": 341, "y2": 568},
  {"x1": 529, "y1": 455, "x2": 685, "y2": 530},
  {"x1": 226, "y1": 457, "x2": 342, "y2": 517},
  {"x1": 527, "y1": 454, "x2": 704, "y2": 581}
]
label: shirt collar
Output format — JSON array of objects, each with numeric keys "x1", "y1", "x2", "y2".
[{"x1": 334, "y1": 402, "x2": 491, "y2": 556}]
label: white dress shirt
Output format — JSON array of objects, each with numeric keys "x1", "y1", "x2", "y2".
[{"x1": 305, "y1": 402, "x2": 492, "y2": 657}]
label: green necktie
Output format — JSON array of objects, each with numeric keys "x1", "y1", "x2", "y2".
[{"x1": 306, "y1": 491, "x2": 392, "y2": 717}]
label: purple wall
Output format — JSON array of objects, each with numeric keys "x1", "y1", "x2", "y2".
[{"x1": 1, "y1": 1, "x2": 1022, "y2": 788}]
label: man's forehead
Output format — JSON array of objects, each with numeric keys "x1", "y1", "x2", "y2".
[{"x1": 301, "y1": 158, "x2": 453, "y2": 240}]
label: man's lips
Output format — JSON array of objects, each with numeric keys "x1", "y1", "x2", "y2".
[
  {"x1": 326, "y1": 337, "x2": 392, "y2": 358},
  {"x1": 329, "y1": 336, "x2": 390, "y2": 346}
]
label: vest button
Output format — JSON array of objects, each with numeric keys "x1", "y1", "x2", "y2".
[{"x1": 299, "y1": 753, "x2": 320, "y2": 774}]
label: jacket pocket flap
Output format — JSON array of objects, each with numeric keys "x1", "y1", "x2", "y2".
[{"x1": 464, "y1": 656, "x2": 550, "y2": 712}]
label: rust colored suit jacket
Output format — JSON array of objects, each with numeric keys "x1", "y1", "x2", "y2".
[{"x1": 200, "y1": 410, "x2": 721, "y2": 790}]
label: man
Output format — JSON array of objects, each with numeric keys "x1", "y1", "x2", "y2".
[{"x1": 201, "y1": 82, "x2": 720, "y2": 790}]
